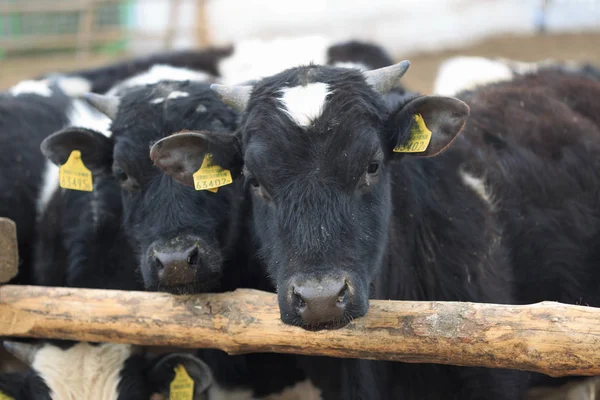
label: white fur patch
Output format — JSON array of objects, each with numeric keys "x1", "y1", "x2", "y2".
[
  {"x1": 263, "y1": 379, "x2": 322, "y2": 400},
  {"x1": 53, "y1": 76, "x2": 93, "y2": 97},
  {"x1": 218, "y1": 36, "x2": 331, "y2": 85},
  {"x1": 36, "y1": 161, "x2": 60, "y2": 216},
  {"x1": 151, "y1": 97, "x2": 165, "y2": 104},
  {"x1": 208, "y1": 379, "x2": 322, "y2": 400},
  {"x1": 106, "y1": 64, "x2": 213, "y2": 96},
  {"x1": 332, "y1": 61, "x2": 369, "y2": 71},
  {"x1": 67, "y1": 99, "x2": 112, "y2": 137},
  {"x1": 459, "y1": 170, "x2": 494, "y2": 208},
  {"x1": 167, "y1": 91, "x2": 190, "y2": 100},
  {"x1": 9, "y1": 80, "x2": 52, "y2": 97},
  {"x1": 433, "y1": 56, "x2": 514, "y2": 96},
  {"x1": 208, "y1": 384, "x2": 254, "y2": 400},
  {"x1": 32, "y1": 342, "x2": 133, "y2": 400},
  {"x1": 279, "y1": 83, "x2": 330, "y2": 127}
]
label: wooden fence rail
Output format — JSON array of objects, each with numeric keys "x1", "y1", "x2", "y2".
[
  {"x1": 1, "y1": 217, "x2": 599, "y2": 378},
  {"x1": 0, "y1": 285, "x2": 599, "y2": 378}
]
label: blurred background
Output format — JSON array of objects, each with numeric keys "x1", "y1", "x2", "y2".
[{"x1": 0, "y1": 0, "x2": 599, "y2": 93}]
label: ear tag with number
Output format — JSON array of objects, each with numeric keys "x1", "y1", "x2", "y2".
[
  {"x1": 0, "y1": 391, "x2": 15, "y2": 400},
  {"x1": 192, "y1": 153, "x2": 232, "y2": 192},
  {"x1": 59, "y1": 150, "x2": 93, "y2": 192},
  {"x1": 170, "y1": 364, "x2": 194, "y2": 400},
  {"x1": 393, "y1": 113, "x2": 432, "y2": 153}
]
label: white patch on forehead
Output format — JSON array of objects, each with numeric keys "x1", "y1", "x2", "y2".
[
  {"x1": 167, "y1": 91, "x2": 189, "y2": 100},
  {"x1": 9, "y1": 80, "x2": 52, "y2": 97},
  {"x1": 459, "y1": 170, "x2": 494, "y2": 209},
  {"x1": 279, "y1": 83, "x2": 330, "y2": 127},
  {"x1": 196, "y1": 104, "x2": 207, "y2": 113},
  {"x1": 106, "y1": 64, "x2": 213, "y2": 96},
  {"x1": 332, "y1": 61, "x2": 369, "y2": 71},
  {"x1": 33, "y1": 342, "x2": 133, "y2": 400}
]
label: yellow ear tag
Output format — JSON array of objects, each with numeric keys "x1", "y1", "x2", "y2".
[
  {"x1": 0, "y1": 391, "x2": 15, "y2": 400},
  {"x1": 170, "y1": 364, "x2": 195, "y2": 400},
  {"x1": 393, "y1": 113, "x2": 432, "y2": 153},
  {"x1": 58, "y1": 150, "x2": 93, "y2": 192},
  {"x1": 192, "y1": 153, "x2": 232, "y2": 192}
]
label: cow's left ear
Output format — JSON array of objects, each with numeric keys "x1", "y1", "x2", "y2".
[
  {"x1": 148, "y1": 353, "x2": 213, "y2": 399},
  {"x1": 150, "y1": 130, "x2": 242, "y2": 187},
  {"x1": 389, "y1": 95, "x2": 469, "y2": 157},
  {"x1": 41, "y1": 127, "x2": 113, "y2": 175}
]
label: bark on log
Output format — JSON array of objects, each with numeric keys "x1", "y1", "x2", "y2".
[
  {"x1": 0, "y1": 218, "x2": 18, "y2": 283},
  {"x1": 0, "y1": 285, "x2": 599, "y2": 378}
]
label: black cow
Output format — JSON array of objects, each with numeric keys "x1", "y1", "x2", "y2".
[
  {"x1": 39, "y1": 68, "x2": 310, "y2": 398},
  {"x1": 0, "y1": 341, "x2": 214, "y2": 400},
  {"x1": 150, "y1": 61, "x2": 600, "y2": 399}
]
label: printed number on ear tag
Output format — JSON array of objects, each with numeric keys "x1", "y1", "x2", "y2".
[
  {"x1": 393, "y1": 113, "x2": 432, "y2": 153},
  {"x1": 170, "y1": 364, "x2": 195, "y2": 400},
  {"x1": 192, "y1": 153, "x2": 232, "y2": 193},
  {"x1": 0, "y1": 391, "x2": 15, "y2": 400},
  {"x1": 59, "y1": 150, "x2": 93, "y2": 192}
]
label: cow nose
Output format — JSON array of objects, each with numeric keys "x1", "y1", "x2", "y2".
[
  {"x1": 293, "y1": 278, "x2": 348, "y2": 325},
  {"x1": 153, "y1": 245, "x2": 200, "y2": 286}
]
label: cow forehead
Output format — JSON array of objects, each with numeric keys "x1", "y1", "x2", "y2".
[{"x1": 278, "y1": 82, "x2": 331, "y2": 127}]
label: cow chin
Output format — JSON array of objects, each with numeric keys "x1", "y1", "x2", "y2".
[{"x1": 277, "y1": 271, "x2": 370, "y2": 331}]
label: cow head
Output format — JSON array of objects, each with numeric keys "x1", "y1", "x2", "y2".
[
  {"x1": 152, "y1": 62, "x2": 470, "y2": 330},
  {"x1": 41, "y1": 80, "x2": 242, "y2": 294}
]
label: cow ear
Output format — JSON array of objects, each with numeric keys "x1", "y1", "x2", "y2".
[
  {"x1": 150, "y1": 130, "x2": 242, "y2": 187},
  {"x1": 148, "y1": 353, "x2": 213, "y2": 399},
  {"x1": 41, "y1": 127, "x2": 113, "y2": 175},
  {"x1": 389, "y1": 95, "x2": 469, "y2": 157}
]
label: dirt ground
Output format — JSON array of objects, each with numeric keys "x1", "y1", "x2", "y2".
[{"x1": 1, "y1": 31, "x2": 599, "y2": 93}]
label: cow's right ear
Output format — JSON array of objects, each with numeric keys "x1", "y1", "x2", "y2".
[
  {"x1": 41, "y1": 127, "x2": 113, "y2": 175},
  {"x1": 150, "y1": 130, "x2": 242, "y2": 187},
  {"x1": 148, "y1": 353, "x2": 213, "y2": 399}
]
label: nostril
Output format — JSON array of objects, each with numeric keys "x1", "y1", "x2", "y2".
[
  {"x1": 292, "y1": 287, "x2": 306, "y2": 309},
  {"x1": 187, "y1": 246, "x2": 199, "y2": 266},
  {"x1": 337, "y1": 281, "x2": 349, "y2": 304},
  {"x1": 153, "y1": 253, "x2": 164, "y2": 270}
]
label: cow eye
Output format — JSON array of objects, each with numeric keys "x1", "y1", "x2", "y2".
[
  {"x1": 114, "y1": 168, "x2": 129, "y2": 183},
  {"x1": 248, "y1": 177, "x2": 260, "y2": 188},
  {"x1": 367, "y1": 162, "x2": 380, "y2": 174}
]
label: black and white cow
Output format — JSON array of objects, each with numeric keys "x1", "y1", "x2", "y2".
[
  {"x1": 0, "y1": 77, "x2": 107, "y2": 285},
  {"x1": 0, "y1": 341, "x2": 214, "y2": 400},
  {"x1": 150, "y1": 60, "x2": 600, "y2": 399}
]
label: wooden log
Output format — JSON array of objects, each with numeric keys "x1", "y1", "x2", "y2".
[
  {"x1": 0, "y1": 286, "x2": 599, "y2": 377},
  {"x1": 0, "y1": 218, "x2": 18, "y2": 283}
]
